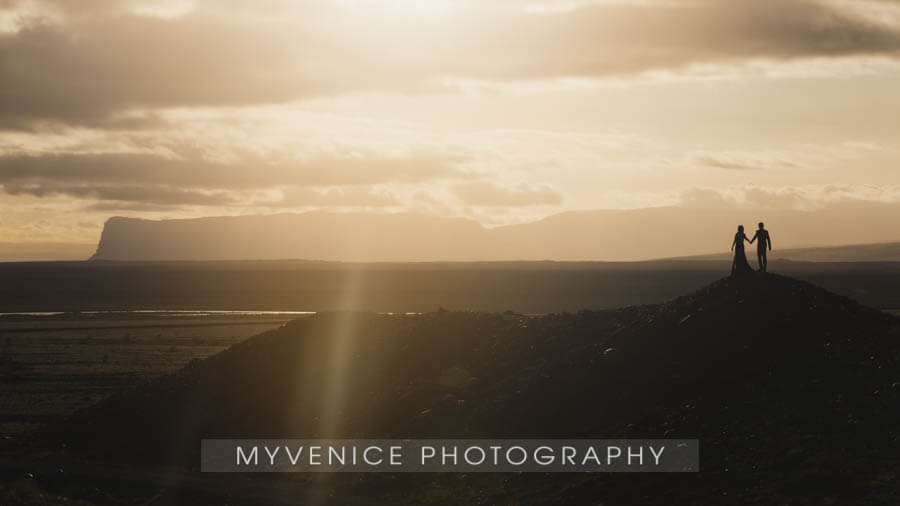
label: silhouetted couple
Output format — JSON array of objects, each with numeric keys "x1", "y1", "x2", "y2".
[{"x1": 732, "y1": 222, "x2": 772, "y2": 276}]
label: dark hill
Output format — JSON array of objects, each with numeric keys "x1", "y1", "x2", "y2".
[{"x1": 36, "y1": 274, "x2": 900, "y2": 504}]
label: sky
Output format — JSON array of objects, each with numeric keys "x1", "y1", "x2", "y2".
[{"x1": 1, "y1": 0, "x2": 899, "y2": 259}]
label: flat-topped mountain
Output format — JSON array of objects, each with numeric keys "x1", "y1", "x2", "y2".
[
  {"x1": 36, "y1": 273, "x2": 900, "y2": 503},
  {"x1": 90, "y1": 212, "x2": 490, "y2": 262}
]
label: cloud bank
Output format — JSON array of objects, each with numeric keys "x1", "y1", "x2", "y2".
[
  {"x1": 1, "y1": 0, "x2": 899, "y2": 127},
  {"x1": 1, "y1": 0, "x2": 899, "y2": 256}
]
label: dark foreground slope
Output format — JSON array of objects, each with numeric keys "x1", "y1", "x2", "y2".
[{"x1": 35, "y1": 274, "x2": 900, "y2": 504}]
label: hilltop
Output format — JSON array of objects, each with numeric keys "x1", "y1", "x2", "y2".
[
  {"x1": 34, "y1": 273, "x2": 900, "y2": 504},
  {"x1": 676, "y1": 240, "x2": 900, "y2": 262}
]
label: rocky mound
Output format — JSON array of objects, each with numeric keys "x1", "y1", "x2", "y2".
[{"x1": 35, "y1": 273, "x2": 900, "y2": 504}]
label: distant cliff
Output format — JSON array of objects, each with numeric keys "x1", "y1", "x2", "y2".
[
  {"x1": 90, "y1": 213, "x2": 492, "y2": 262},
  {"x1": 90, "y1": 208, "x2": 900, "y2": 262}
]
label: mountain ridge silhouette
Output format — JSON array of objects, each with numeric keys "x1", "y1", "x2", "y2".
[{"x1": 89, "y1": 209, "x2": 900, "y2": 262}]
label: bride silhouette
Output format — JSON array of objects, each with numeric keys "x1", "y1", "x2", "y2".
[{"x1": 731, "y1": 225, "x2": 753, "y2": 276}]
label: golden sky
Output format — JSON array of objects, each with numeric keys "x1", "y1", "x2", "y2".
[{"x1": 1, "y1": 0, "x2": 900, "y2": 258}]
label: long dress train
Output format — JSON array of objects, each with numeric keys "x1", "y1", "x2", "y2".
[{"x1": 732, "y1": 233, "x2": 753, "y2": 276}]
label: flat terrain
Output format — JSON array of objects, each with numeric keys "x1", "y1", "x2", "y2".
[
  {"x1": 0, "y1": 314, "x2": 289, "y2": 440},
  {"x1": 2, "y1": 259, "x2": 900, "y2": 313}
]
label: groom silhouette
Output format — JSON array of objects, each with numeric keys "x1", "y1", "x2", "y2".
[{"x1": 749, "y1": 222, "x2": 772, "y2": 272}]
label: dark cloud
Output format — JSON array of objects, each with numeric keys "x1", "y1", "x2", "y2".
[
  {"x1": 458, "y1": 0, "x2": 900, "y2": 81},
  {"x1": 3, "y1": 181, "x2": 243, "y2": 206},
  {"x1": 454, "y1": 182, "x2": 563, "y2": 206},
  {"x1": 84, "y1": 201, "x2": 212, "y2": 212},
  {"x1": 0, "y1": 15, "x2": 324, "y2": 128},
  {"x1": 1, "y1": 0, "x2": 899, "y2": 127},
  {"x1": 0, "y1": 149, "x2": 468, "y2": 206},
  {"x1": 0, "y1": 149, "x2": 466, "y2": 186}
]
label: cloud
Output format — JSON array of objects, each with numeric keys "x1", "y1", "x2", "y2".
[
  {"x1": 2, "y1": 0, "x2": 900, "y2": 127},
  {"x1": 691, "y1": 150, "x2": 802, "y2": 171},
  {"x1": 694, "y1": 155, "x2": 763, "y2": 171},
  {"x1": 275, "y1": 186, "x2": 402, "y2": 207},
  {"x1": 84, "y1": 200, "x2": 205, "y2": 212},
  {"x1": 678, "y1": 184, "x2": 900, "y2": 211},
  {"x1": 679, "y1": 187, "x2": 733, "y2": 208},
  {"x1": 2, "y1": 181, "x2": 243, "y2": 206},
  {"x1": 0, "y1": 148, "x2": 468, "y2": 207},
  {"x1": 454, "y1": 181, "x2": 564, "y2": 206},
  {"x1": 451, "y1": 0, "x2": 900, "y2": 82},
  {"x1": 0, "y1": 15, "x2": 325, "y2": 128},
  {"x1": 743, "y1": 187, "x2": 807, "y2": 209}
]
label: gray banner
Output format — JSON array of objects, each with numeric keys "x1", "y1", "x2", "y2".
[{"x1": 201, "y1": 439, "x2": 699, "y2": 472}]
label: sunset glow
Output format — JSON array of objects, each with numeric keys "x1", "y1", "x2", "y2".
[{"x1": 1, "y1": 0, "x2": 899, "y2": 260}]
